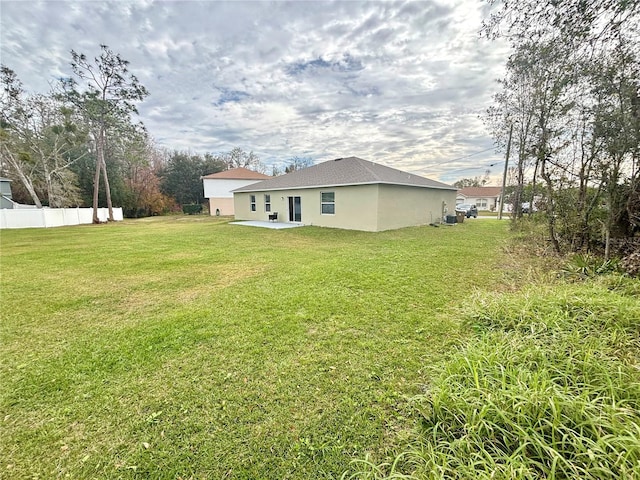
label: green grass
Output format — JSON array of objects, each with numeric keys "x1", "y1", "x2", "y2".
[
  {"x1": 1, "y1": 217, "x2": 508, "y2": 479},
  {"x1": 345, "y1": 276, "x2": 640, "y2": 479}
]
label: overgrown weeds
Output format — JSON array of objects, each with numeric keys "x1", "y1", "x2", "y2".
[
  {"x1": 559, "y1": 253, "x2": 622, "y2": 280},
  {"x1": 345, "y1": 277, "x2": 640, "y2": 479}
]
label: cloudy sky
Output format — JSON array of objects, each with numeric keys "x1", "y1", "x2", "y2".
[{"x1": 1, "y1": 0, "x2": 510, "y2": 183}]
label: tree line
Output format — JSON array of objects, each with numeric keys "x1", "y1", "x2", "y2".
[
  {"x1": 1, "y1": 45, "x2": 313, "y2": 221},
  {"x1": 485, "y1": 0, "x2": 639, "y2": 257}
]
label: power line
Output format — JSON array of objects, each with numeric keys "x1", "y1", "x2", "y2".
[
  {"x1": 423, "y1": 147, "x2": 496, "y2": 167},
  {"x1": 446, "y1": 160, "x2": 504, "y2": 174}
]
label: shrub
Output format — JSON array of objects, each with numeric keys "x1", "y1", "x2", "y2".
[
  {"x1": 182, "y1": 203, "x2": 203, "y2": 215},
  {"x1": 559, "y1": 253, "x2": 621, "y2": 280}
]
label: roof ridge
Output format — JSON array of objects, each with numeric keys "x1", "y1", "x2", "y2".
[
  {"x1": 232, "y1": 157, "x2": 456, "y2": 192},
  {"x1": 356, "y1": 157, "x2": 383, "y2": 182}
]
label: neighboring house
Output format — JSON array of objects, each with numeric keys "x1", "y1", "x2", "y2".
[
  {"x1": 456, "y1": 186, "x2": 503, "y2": 211},
  {"x1": 202, "y1": 167, "x2": 271, "y2": 216},
  {"x1": 0, "y1": 178, "x2": 15, "y2": 209},
  {"x1": 232, "y1": 156, "x2": 457, "y2": 232}
]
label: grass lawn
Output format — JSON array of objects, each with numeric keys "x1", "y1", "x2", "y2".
[{"x1": 1, "y1": 217, "x2": 509, "y2": 478}]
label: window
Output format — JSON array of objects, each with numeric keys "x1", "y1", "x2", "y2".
[
  {"x1": 321, "y1": 191, "x2": 335, "y2": 214},
  {"x1": 250, "y1": 195, "x2": 256, "y2": 212},
  {"x1": 476, "y1": 198, "x2": 487, "y2": 209},
  {"x1": 264, "y1": 194, "x2": 271, "y2": 212}
]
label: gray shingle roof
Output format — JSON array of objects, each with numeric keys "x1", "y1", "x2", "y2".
[{"x1": 233, "y1": 157, "x2": 455, "y2": 192}]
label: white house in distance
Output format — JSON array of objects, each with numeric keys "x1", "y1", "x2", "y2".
[
  {"x1": 232, "y1": 156, "x2": 457, "y2": 232},
  {"x1": 456, "y1": 186, "x2": 503, "y2": 211},
  {"x1": 202, "y1": 167, "x2": 271, "y2": 216}
]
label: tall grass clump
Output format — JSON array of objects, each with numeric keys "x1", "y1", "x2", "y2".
[
  {"x1": 346, "y1": 279, "x2": 640, "y2": 479},
  {"x1": 559, "y1": 253, "x2": 622, "y2": 280}
]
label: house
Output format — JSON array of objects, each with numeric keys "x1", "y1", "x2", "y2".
[
  {"x1": 232, "y1": 156, "x2": 457, "y2": 232},
  {"x1": 456, "y1": 186, "x2": 503, "y2": 211},
  {"x1": 202, "y1": 167, "x2": 271, "y2": 216},
  {"x1": 0, "y1": 178, "x2": 15, "y2": 209}
]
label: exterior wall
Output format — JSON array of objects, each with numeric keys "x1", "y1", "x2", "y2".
[
  {"x1": 203, "y1": 179, "x2": 264, "y2": 215},
  {"x1": 0, "y1": 180, "x2": 13, "y2": 198},
  {"x1": 203, "y1": 179, "x2": 262, "y2": 198},
  {"x1": 234, "y1": 191, "x2": 279, "y2": 222},
  {"x1": 377, "y1": 185, "x2": 457, "y2": 230},
  {"x1": 234, "y1": 184, "x2": 456, "y2": 231},
  {"x1": 302, "y1": 185, "x2": 379, "y2": 231},
  {"x1": 234, "y1": 185, "x2": 380, "y2": 231},
  {"x1": 1, "y1": 196, "x2": 14, "y2": 209},
  {"x1": 208, "y1": 197, "x2": 235, "y2": 216}
]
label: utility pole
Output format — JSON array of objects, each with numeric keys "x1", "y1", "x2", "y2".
[{"x1": 498, "y1": 123, "x2": 513, "y2": 220}]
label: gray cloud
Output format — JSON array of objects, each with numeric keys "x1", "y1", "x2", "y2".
[{"x1": 0, "y1": 0, "x2": 509, "y2": 184}]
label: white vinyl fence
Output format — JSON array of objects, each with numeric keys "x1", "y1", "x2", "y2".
[{"x1": 0, "y1": 207, "x2": 123, "y2": 229}]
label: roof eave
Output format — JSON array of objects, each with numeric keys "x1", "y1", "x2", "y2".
[{"x1": 233, "y1": 181, "x2": 456, "y2": 193}]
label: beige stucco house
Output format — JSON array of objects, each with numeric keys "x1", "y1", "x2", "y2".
[
  {"x1": 232, "y1": 157, "x2": 457, "y2": 232},
  {"x1": 202, "y1": 167, "x2": 271, "y2": 216}
]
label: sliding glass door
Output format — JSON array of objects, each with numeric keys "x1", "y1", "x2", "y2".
[{"x1": 288, "y1": 196, "x2": 301, "y2": 222}]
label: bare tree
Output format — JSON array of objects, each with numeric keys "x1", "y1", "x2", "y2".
[
  {"x1": 484, "y1": 0, "x2": 639, "y2": 255},
  {"x1": 62, "y1": 45, "x2": 148, "y2": 223},
  {"x1": 221, "y1": 147, "x2": 265, "y2": 172},
  {"x1": 284, "y1": 156, "x2": 314, "y2": 173},
  {"x1": 1, "y1": 65, "x2": 87, "y2": 207}
]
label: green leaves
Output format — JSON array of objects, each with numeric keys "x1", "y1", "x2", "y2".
[{"x1": 486, "y1": 0, "x2": 639, "y2": 254}]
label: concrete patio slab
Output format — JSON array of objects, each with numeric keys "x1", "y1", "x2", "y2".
[{"x1": 230, "y1": 220, "x2": 304, "y2": 229}]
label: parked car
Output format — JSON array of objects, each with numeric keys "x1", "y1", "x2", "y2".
[
  {"x1": 455, "y1": 204, "x2": 478, "y2": 218},
  {"x1": 521, "y1": 202, "x2": 537, "y2": 214}
]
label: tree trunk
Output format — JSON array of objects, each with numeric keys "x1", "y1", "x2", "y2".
[
  {"x1": 541, "y1": 156, "x2": 561, "y2": 254},
  {"x1": 42, "y1": 159, "x2": 56, "y2": 208},
  {"x1": 92, "y1": 129, "x2": 103, "y2": 223},
  {"x1": 95, "y1": 124, "x2": 114, "y2": 221},
  {"x1": 1, "y1": 145, "x2": 43, "y2": 208},
  {"x1": 530, "y1": 159, "x2": 539, "y2": 218},
  {"x1": 512, "y1": 125, "x2": 527, "y2": 222},
  {"x1": 13, "y1": 166, "x2": 42, "y2": 208},
  {"x1": 101, "y1": 154, "x2": 114, "y2": 221}
]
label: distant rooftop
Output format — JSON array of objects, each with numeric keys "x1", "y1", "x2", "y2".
[
  {"x1": 234, "y1": 156, "x2": 455, "y2": 192},
  {"x1": 457, "y1": 186, "x2": 503, "y2": 197},
  {"x1": 202, "y1": 167, "x2": 271, "y2": 180}
]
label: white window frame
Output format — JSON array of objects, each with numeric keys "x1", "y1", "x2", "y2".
[
  {"x1": 250, "y1": 194, "x2": 256, "y2": 212},
  {"x1": 476, "y1": 198, "x2": 488, "y2": 209},
  {"x1": 321, "y1": 191, "x2": 335, "y2": 215},
  {"x1": 264, "y1": 194, "x2": 271, "y2": 212}
]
